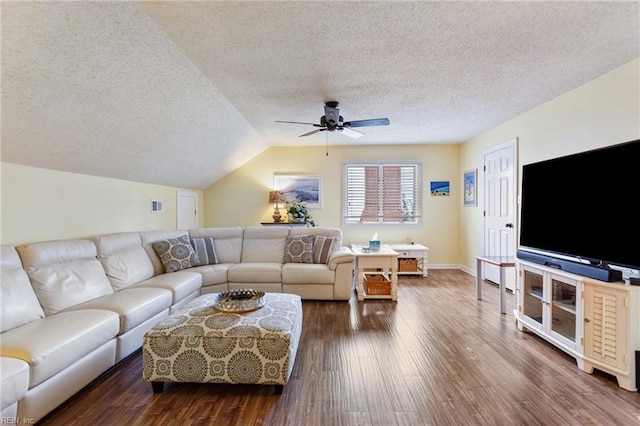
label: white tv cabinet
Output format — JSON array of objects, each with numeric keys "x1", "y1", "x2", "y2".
[{"x1": 515, "y1": 259, "x2": 640, "y2": 391}]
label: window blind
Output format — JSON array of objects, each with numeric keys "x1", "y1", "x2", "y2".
[{"x1": 343, "y1": 163, "x2": 422, "y2": 224}]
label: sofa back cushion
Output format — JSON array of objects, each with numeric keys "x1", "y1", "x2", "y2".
[
  {"x1": 92, "y1": 232, "x2": 155, "y2": 290},
  {"x1": 188, "y1": 227, "x2": 243, "y2": 264},
  {"x1": 139, "y1": 230, "x2": 190, "y2": 275},
  {"x1": 289, "y1": 227, "x2": 342, "y2": 247},
  {"x1": 1, "y1": 245, "x2": 45, "y2": 332},
  {"x1": 16, "y1": 239, "x2": 114, "y2": 316},
  {"x1": 241, "y1": 226, "x2": 289, "y2": 263}
]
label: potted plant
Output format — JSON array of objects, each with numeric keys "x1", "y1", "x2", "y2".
[{"x1": 286, "y1": 202, "x2": 316, "y2": 227}]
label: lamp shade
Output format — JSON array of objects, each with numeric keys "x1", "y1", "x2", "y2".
[{"x1": 269, "y1": 190, "x2": 285, "y2": 204}]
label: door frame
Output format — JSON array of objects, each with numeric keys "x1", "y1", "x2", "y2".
[
  {"x1": 482, "y1": 138, "x2": 518, "y2": 286},
  {"x1": 176, "y1": 190, "x2": 199, "y2": 230}
]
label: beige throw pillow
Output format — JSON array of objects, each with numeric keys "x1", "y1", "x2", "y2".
[
  {"x1": 283, "y1": 234, "x2": 314, "y2": 264},
  {"x1": 152, "y1": 235, "x2": 200, "y2": 273}
]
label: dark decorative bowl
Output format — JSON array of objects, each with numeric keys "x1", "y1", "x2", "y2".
[{"x1": 214, "y1": 289, "x2": 266, "y2": 313}]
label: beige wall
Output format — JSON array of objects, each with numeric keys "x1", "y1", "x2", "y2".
[
  {"x1": 460, "y1": 57, "x2": 640, "y2": 272},
  {"x1": 3, "y1": 57, "x2": 636, "y2": 269},
  {"x1": 0, "y1": 162, "x2": 204, "y2": 245},
  {"x1": 204, "y1": 143, "x2": 461, "y2": 266}
]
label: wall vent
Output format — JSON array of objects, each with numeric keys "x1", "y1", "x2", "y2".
[{"x1": 151, "y1": 199, "x2": 163, "y2": 214}]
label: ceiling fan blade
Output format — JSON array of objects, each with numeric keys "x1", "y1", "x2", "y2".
[
  {"x1": 299, "y1": 128, "x2": 327, "y2": 137},
  {"x1": 343, "y1": 118, "x2": 390, "y2": 128},
  {"x1": 276, "y1": 120, "x2": 323, "y2": 127},
  {"x1": 339, "y1": 127, "x2": 364, "y2": 139}
]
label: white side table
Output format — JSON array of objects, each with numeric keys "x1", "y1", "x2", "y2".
[
  {"x1": 351, "y1": 244, "x2": 399, "y2": 301},
  {"x1": 476, "y1": 255, "x2": 515, "y2": 314},
  {"x1": 388, "y1": 244, "x2": 429, "y2": 277}
]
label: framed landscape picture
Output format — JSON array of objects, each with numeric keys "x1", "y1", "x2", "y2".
[
  {"x1": 464, "y1": 169, "x2": 477, "y2": 206},
  {"x1": 274, "y1": 174, "x2": 323, "y2": 208}
]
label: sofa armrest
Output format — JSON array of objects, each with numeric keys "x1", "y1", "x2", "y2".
[{"x1": 327, "y1": 247, "x2": 355, "y2": 271}]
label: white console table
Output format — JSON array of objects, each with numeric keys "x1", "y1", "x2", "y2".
[{"x1": 388, "y1": 244, "x2": 429, "y2": 277}]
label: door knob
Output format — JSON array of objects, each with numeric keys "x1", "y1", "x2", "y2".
[{"x1": 505, "y1": 223, "x2": 514, "y2": 228}]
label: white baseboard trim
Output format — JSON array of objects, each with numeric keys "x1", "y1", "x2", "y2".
[{"x1": 423, "y1": 264, "x2": 475, "y2": 276}]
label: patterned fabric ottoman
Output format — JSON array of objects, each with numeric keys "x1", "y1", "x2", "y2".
[{"x1": 142, "y1": 292, "x2": 302, "y2": 394}]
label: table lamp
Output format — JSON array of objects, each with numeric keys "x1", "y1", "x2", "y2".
[{"x1": 269, "y1": 191, "x2": 285, "y2": 223}]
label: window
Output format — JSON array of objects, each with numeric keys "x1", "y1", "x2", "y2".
[{"x1": 343, "y1": 162, "x2": 422, "y2": 224}]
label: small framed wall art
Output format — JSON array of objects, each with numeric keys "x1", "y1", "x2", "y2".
[
  {"x1": 430, "y1": 181, "x2": 450, "y2": 196},
  {"x1": 463, "y1": 169, "x2": 477, "y2": 206}
]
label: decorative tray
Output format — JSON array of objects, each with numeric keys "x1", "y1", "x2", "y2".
[{"x1": 213, "y1": 289, "x2": 266, "y2": 313}]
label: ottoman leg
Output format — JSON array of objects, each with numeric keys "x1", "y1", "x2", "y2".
[
  {"x1": 151, "y1": 381, "x2": 165, "y2": 393},
  {"x1": 274, "y1": 384, "x2": 284, "y2": 395}
]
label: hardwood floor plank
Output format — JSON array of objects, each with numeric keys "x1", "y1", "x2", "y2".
[
  {"x1": 358, "y1": 356, "x2": 400, "y2": 425},
  {"x1": 37, "y1": 270, "x2": 640, "y2": 425}
]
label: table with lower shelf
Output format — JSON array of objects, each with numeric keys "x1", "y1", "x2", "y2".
[
  {"x1": 476, "y1": 255, "x2": 515, "y2": 314},
  {"x1": 388, "y1": 243, "x2": 429, "y2": 277},
  {"x1": 351, "y1": 244, "x2": 399, "y2": 301}
]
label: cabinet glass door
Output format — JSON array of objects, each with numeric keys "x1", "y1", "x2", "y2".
[
  {"x1": 523, "y1": 269, "x2": 543, "y2": 324},
  {"x1": 550, "y1": 279, "x2": 576, "y2": 342}
]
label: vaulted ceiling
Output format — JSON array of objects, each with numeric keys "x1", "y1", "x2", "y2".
[{"x1": 2, "y1": 1, "x2": 638, "y2": 189}]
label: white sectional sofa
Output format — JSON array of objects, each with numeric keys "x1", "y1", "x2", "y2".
[{"x1": 0, "y1": 226, "x2": 354, "y2": 422}]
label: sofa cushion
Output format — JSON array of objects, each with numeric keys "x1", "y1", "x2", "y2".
[
  {"x1": 16, "y1": 239, "x2": 114, "y2": 316},
  {"x1": 188, "y1": 227, "x2": 243, "y2": 264},
  {"x1": 92, "y1": 232, "x2": 155, "y2": 291},
  {"x1": 228, "y1": 263, "x2": 282, "y2": 283},
  {"x1": 152, "y1": 235, "x2": 201, "y2": 273},
  {"x1": 282, "y1": 263, "x2": 335, "y2": 284},
  {"x1": 191, "y1": 237, "x2": 218, "y2": 265},
  {"x1": 189, "y1": 263, "x2": 232, "y2": 287},
  {"x1": 1, "y1": 245, "x2": 45, "y2": 332},
  {"x1": 0, "y1": 309, "x2": 120, "y2": 388},
  {"x1": 0, "y1": 357, "x2": 30, "y2": 410},
  {"x1": 289, "y1": 226, "x2": 342, "y2": 246},
  {"x1": 66, "y1": 288, "x2": 172, "y2": 334},
  {"x1": 133, "y1": 270, "x2": 202, "y2": 305},
  {"x1": 241, "y1": 226, "x2": 289, "y2": 263},
  {"x1": 313, "y1": 236, "x2": 337, "y2": 264},
  {"x1": 283, "y1": 234, "x2": 314, "y2": 264}
]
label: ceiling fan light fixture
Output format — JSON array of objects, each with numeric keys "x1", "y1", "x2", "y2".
[{"x1": 277, "y1": 101, "x2": 389, "y2": 138}]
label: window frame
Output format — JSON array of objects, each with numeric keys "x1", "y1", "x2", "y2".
[{"x1": 342, "y1": 161, "x2": 423, "y2": 226}]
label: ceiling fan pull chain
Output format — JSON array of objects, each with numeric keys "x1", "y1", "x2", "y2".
[{"x1": 326, "y1": 130, "x2": 329, "y2": 156}]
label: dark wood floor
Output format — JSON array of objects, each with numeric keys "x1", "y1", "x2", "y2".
[{"x1": 38, "y1": 270, "x2": 640, "y2": 425}]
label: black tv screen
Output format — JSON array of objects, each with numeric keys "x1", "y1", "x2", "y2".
[{"x1": 519, "y1": 138, "x2": 640, "y2": 272}]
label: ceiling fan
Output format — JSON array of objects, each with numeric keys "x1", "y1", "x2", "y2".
[{"x1": 276, "y1": 101, "x2": 389, "y2": 139}]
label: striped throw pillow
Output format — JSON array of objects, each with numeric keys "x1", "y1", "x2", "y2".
[
  {"x1": 313, "y1": 236, "x2": 337, "y2": 264},
  {"x1": 191, "y1": 237, "x2": 218, "y2": 265}
]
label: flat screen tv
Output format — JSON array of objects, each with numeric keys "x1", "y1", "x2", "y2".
[{"x1": 518, "y1": 138, "x2": 640, "y2": 280}]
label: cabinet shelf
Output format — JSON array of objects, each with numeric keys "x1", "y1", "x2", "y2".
[
  {"x1": 553, "y1": 300, "x2": 576, "y2": 314},
  {"x1": 528, "y1": 288, "x2": 543, "y2": 299}
]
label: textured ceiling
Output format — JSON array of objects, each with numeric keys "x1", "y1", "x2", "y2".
[{"x1": 2, "y1": 1, "x2": 638, "y2": 190}]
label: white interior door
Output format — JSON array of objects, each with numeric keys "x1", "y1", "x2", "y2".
[
  {"x1": 483, "y1": 139, "x2": 517, "y2": 291},
  {"x1": 177, "y1": 191, "x2": 198, "y2": 230}
]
